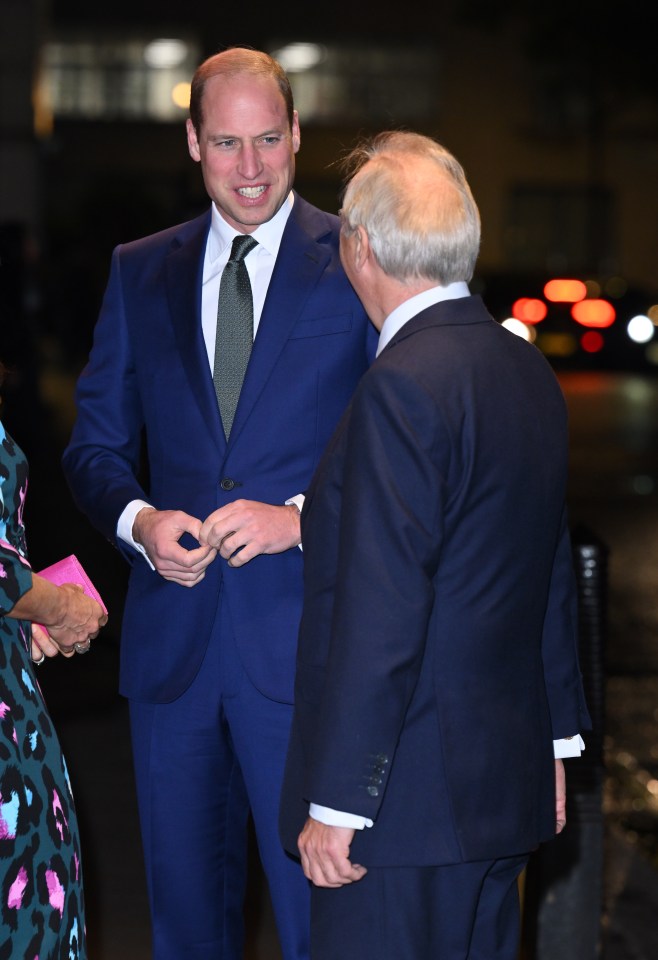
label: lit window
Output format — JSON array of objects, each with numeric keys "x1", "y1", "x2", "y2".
[
  {"x1": 268, "y1": 41, "x2": 439, "y2": 124},
  {"x1": 40, "y1": 36, "x2": 200, "y2": 123}
]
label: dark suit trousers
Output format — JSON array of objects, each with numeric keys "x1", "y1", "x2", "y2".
[
  {"x1": 129, "y1": 595, "x2": 310, "y2": 960},
  {"x1": 310, "y1": 853, "x2": 529, "y2": 960}
]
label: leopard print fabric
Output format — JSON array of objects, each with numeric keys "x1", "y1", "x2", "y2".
[{"x1": 0, "y1": 424, "x2": 86, "y2": 959}]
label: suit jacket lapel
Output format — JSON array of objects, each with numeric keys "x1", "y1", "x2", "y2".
[
  {"x1": 165, "y1": 211, "x2": 226, "y2": 449},
  {"x1": 227, "y1": 197, "x2": 332, "y2": 444}
]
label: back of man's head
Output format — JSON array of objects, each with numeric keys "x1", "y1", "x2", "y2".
[{"x1": 340, "y1": 131, "x2": 481, "y2": 285}]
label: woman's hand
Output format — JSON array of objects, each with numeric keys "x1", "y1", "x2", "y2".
[
  {"x1": 30, "y1": 622, "x2": 76, "y2": 663},
  {"x1": 45, "y1": 583, "x2": 108, "y2": 655},
  {"x1": 8, "y1": 574, "x2": 108, "y2": 660}
]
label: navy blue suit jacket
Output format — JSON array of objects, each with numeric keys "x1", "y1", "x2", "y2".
[
  {"x1": 280, "y1": 295, "x2": 591, "y2": 866},
  {"x1": 62, "y1": 194, "x2": 375, "y2": 704}
]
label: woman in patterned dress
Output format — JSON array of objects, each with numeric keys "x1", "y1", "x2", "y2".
[{"x1": 0, "y1": 364, "x2": 107, "y2": 959}]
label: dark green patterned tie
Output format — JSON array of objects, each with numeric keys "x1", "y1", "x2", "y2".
[{"x1": 213, "y1": 234, "x2": 258, "y2": 439}]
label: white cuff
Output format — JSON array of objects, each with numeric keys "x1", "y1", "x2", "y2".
[
  {"x1": 117, "y1": 500, "x2": 155, "y2": 570},
  {"x1": 553, "y1": 735, "x2": 585, "y2": 758},
  {"x1": 309, "y1": 803, "x2": 373, "y2": 830},
  {"x1": 285, "y1": 494, "x2": 305, "y2": 551}
]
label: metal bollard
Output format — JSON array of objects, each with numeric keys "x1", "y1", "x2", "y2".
[{"x1": 520, "y1": 525, "x2": 607, "y2": 960}]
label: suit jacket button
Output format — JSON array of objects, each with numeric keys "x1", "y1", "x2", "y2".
[
  {"x1": 220, "y1": 478, "x2": 236, "y2": 491},
  {"x1": 367, "y1": 786, "x2": 379, "y2": 797}
]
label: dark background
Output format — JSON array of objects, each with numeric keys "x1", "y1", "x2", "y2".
[{"x1": 2, "y1": 2, "x2": 658, "y2": 957}]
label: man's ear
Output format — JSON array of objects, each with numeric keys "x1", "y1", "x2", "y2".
[
  {"x1": 186, "y1": 118, "x2": 201, "y2": 162},
  {"x1": 291, "y1": 110, "x2": 301, "y2": 153},
  {"x1": 353, "y1": 226, "x2": 370, "y2": 272}
]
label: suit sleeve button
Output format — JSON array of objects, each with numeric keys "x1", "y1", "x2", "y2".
[
  {"x1": 220, "y1": 478, "x2": 236, "y2": 491},
  {"x1": 367, "y1": 786, "x2": 379, "y2": 797}
]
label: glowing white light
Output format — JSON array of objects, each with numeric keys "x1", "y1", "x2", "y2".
[
  {"x1": 271, "y1": 43, "x2": 325, "y2": 72},
  {"x1": 144, "y1": 39, "x2": 188, "y2": 69},
  {"x1": 501, "y1": 318, "x2": 534, "y2": 342},
  {"x1": 627, "y1": 314, "x2": 654, "y2": 344}
]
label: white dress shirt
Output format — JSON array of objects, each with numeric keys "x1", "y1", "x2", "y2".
[{"x1": 117, "y1": 194, "x2": 296, "y2": 555}]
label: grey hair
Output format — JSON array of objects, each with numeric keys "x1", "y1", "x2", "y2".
[{"x1": 340, "y1": 131, "x2": 481, "y2": 284}]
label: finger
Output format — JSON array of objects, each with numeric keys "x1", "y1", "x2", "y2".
[
  {"x1": 184, "y1": 544, "x2": 217, "y2": 565},
  {"x1": 162, "y1": 571, "x2": 208, "y2": 587},
  {"x1": 168, "y1": 544, "x2": 217, "y2": 569},
  {"x1": 154, "y1": 511, "x2": 204, "y2": 543},
  {"x1": 217, "y1": 532, "x2": 247, "y2": 560},
  {"x1": 199, "y1": 511, "x2": 233, "y2": 545},
  {"x1": 31, "y1": 625, "x2": 60, "y2": 661},
  {"x1": 200, "y1": 502, "x2": 254, "y2": 548},
  {"x1": 219, "y1": 530, "x2": 236, "y2": 550},
  {"x1": 328, "y1": 853, "x2": 366, "y2": 884},
  {"x1": 30, "y1": 641, "x2": 46, "y2": 665},
  {"x1": 301, "y1": 853, "x2": 341, "y2": 888},
  {"x1": 311, "y1": 854, "x2": 361, "y2": 888},
  {"x1": 226, "y1": 546, "x2": 251, "y2": 567},
  {"x1": 180, "y1": 515, "x2": 203, "y2": 541},
  {"x1": 51, "y1": 639, "x2": 77, "y2": 658},
  {"x1": 156, "y1": 552, "x2": 216, "y2": 581},
  {"x1": 158, "y1": 561, "x2": 210, "y2": 580},
  {"x1": 37, "y1": 642, "x2": 60, "y2": 661}
]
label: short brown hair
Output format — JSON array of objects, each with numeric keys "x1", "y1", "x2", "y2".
[{"x1": 189, "y1": 47, "x2": 294, "y2": 135}]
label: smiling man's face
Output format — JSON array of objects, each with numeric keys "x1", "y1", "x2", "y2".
[{"x1": 186, "y1": 73, "x2": 300, "y2": 233}]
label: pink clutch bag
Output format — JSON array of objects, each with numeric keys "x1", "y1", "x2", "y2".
[{"x1": 37, "y1": 554, "x2": 107, "y2": 614}]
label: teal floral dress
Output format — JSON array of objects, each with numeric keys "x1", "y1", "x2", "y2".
[{"x1": 0, "y1": 422, "x2": 86, "y2": 959}]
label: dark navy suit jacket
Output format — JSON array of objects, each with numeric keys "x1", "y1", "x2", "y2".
[
  {"x1": 280, "y1": 294, "x2": 591, "y2": 866},
  {"x1": 62, "y1": 194, "x2": 375, "y2": 705}
]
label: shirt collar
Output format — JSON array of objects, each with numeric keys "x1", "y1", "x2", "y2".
[
  {"x1": 376, "y1": 281, "x2": 471, "y2": 356},
  {"x1": 208, "y1": 190, "x2": 295, "y2": 263}
]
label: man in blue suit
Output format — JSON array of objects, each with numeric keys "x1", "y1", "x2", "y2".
[
  {"x1": 62, "y1": 47, "x2": 375, "y2": 960},
  {"x1": 279, "y1": 131, "x2": 591, "y2": 960}
]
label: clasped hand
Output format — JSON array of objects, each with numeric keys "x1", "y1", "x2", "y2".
[
  {"x1": 134, "y1": 501, "x2": 301, "y2": 585},
  {"x1": 297, "y1": 819, "x2": 367, "y2": 888},
  {"x1": 31, "y1": 582, "x2": 108, "y2": 661}
]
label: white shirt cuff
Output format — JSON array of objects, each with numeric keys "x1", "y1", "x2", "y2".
[
  {"x1": 117, "y1": 500, "x2": 156, "y2": 570},
  {"x1": 285, "y1": 494, "x2": 305, "y2": 551},
  {"x1": 309, "y1": 803, "x2": 373, "y2": 830},
  {"x1": 553, "y1": 735, "x2": 585, "y2": 758}
]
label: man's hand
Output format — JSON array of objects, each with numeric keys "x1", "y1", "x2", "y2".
[
  {"x1": 199, "y1": 500, "x2": 301, "y2": 568},
  {"x1": 555, "y1": 758, "x2": 566, "y2": 834},
  {"x1": 133, "y1": 508, "x2": 217, "y2": 586},
  {"x1": 297, "y1": 818, "x2": 367, "y2": 888}
]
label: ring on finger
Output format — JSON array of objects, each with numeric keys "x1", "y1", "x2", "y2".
[
  {"x1": 219, "y1": 530, "x2": 236, "y2": 551},
  {"x1": 74, "y1": 640, "x2": 92, "y2": 655},
  {"x1": 31, "y1": 651, "x2": 46, "y2": 665}
]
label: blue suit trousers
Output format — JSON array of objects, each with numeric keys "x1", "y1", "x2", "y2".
[{"x1": 129, "y1": 596, "x2": 310, "y2": 960}]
